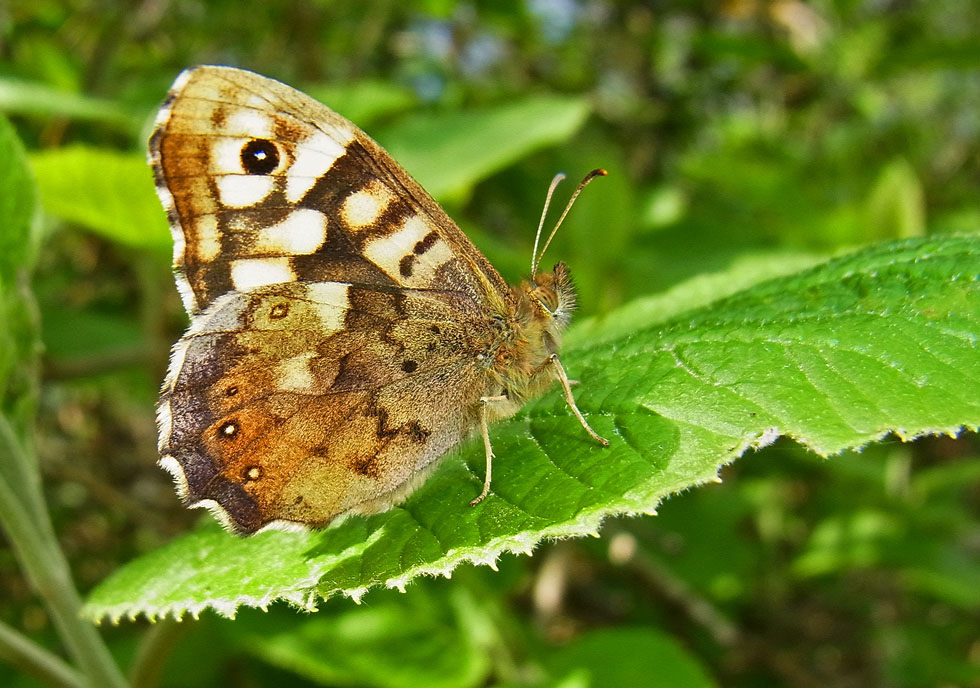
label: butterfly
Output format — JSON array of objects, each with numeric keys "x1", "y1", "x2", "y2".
[{"x1": 151, "y1": 66, "x2": 609, "y2": 535}]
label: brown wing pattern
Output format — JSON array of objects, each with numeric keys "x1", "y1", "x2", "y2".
[
  {"x1": 158, "y1": 282, "x2": 495, "y2": 533},
  {"x1": 150, "y1": 65, "x2": 510, "y2": 315}
]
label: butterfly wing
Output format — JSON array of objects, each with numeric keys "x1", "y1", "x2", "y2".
[
  {"x1": 151, "y1": 65, "x2": 511, "y2": 315},
  {"x1": 151, "y1": 66, "x2": 521, "y2": 533},
  {"x1": 159, "y1": 281, "x2": 495, "y2": 533}
]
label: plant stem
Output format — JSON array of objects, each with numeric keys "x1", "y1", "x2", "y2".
[
  {"x1": 129, "y1": 619, "x2": 185, "y2": 688},
  {"x1": 0, "y1": 619, "x2": 84, "y2": 688},
  {"x1": 0, "y1": 417, "x2": 128, "y2": 688}
]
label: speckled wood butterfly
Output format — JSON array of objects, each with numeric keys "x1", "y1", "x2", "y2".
[{"x1": 151, "y1": 66, "x2": 608, "y2": 535}]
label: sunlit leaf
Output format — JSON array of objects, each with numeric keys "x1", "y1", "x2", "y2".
[
  {"x1": 84, "y1": 234, "x2": 980, "y2": 622},
  {"x1": 30, "y1": 146, "x2": 170, "y2": 250}
]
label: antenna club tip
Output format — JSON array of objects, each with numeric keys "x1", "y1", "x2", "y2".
[{"x1": 581, "y1": 168, "x2": 607, "y2": 184}]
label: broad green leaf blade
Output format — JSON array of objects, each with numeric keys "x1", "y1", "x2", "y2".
[
  {"x1": 83, "y1": 234, "x2": 980, "y2": 622},
  {"x1": 0, "y1": 77, "x2": 142, "y2": 135},
  {"x1": 234, "y1": 585, "x2": 489, "y2": 688},
  {"x1": 88, "y1": 522, "x2": 383, "y2": 622},
  {"x1": 616, "y1": 234, "x2": 979, "y2": 454},
  {"x1": 29, "y1": 146, "x2": 170, "y2": 250},
  {"x1": 305, "y1": 79, "x2": 416, "y2": 127},
  {"x1": 543, "y1": 627, "x2": 717, "y2": 688},
  {"x1": 569, "y1": 250, "x2": 829, "y2": 348},
  {"x1": 378, "y1": 95, "x2": 591, "y2": 200}
]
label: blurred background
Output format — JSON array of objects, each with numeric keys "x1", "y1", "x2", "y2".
[{"x1": 2, "y1": 1, "x2": 979, "y2": 686}]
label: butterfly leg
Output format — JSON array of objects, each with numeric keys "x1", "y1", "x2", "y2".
[
  {"x1": 470, "y1": 395, "x2": 508, "y2": 507},
  {"x1": 549, "y1": 354, "x2": 610, "y2": 447}
]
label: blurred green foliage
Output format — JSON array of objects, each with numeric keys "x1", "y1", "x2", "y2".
[{"x1": 1, "y1": 1, "x2": 979, "y2": 687}]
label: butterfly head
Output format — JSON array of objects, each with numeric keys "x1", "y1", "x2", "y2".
[{"x1": 528, "y1": 261, "x2": 576, "y2": 330}]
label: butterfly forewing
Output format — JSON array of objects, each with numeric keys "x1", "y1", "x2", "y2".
[{"x1": 151, "y1": 66, "x2": 508, "y2": 315}]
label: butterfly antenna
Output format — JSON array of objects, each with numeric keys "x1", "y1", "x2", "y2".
[
  {"x1": 531, "y1": 168, "x2": 607, "y2": 275},
  {"x1": 531, "y1": 172, "x2": 567, "y2": 275}
]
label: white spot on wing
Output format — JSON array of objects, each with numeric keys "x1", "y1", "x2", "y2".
[
  {"x1": 217, "y1": 175, "x2": 274, "y2": 208},
  {"x1": 191, "y1": 497, "x2": 245, "y2": 534},
  {"x1": 173, "y1": 274, "x2": 197, "y2": 315},
  {"x1": 364, "y1": 215, "x2": 428, "y2": 270},
  {"x1": 230, "y1": 258, "x2": 295, "y2": 291},
  {"x1": 155, "y1": 182, "x2": 175, "y2": 215},
  {"x1": 305, "y1": 282, "x2": 350, "y2": 333},
  {"x1": 212, "y1": 138, "x2": 246, "y2": 174},
  {"x1": 276, "y1": 353, "x2": 317, "y2": 392},
  {"x1": 342, "y1": 182, "x2": 394, "y2": 230},
  {"x1": 224, "y1": 109, "x2": 273, "y2": 138},
  {"x1": 162, "y1": 338, "x2": 191, "y2": 391},
  {"x1": 285, "y1": 130, "x2": 347, "y2": 202},
  {"x1": 364, "y1": 215, "x2": 452, "y2": 284},
  {"x1": 159, "y1": 455, "x2": 191, "y2": 502},
  {"x1": 255, "y1": 208, "x2": 327, "y2": 255}
]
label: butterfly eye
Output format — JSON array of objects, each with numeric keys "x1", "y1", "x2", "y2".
[{"x1": 240, "y1": 139, "x2": 279, "y2": 175}]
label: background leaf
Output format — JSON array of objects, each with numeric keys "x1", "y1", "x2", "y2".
[
  {"x1": 379, "y1": 95, "x2": 591, "y2": 200},
  {"x1": 0, "y1": 115, "x2": 40, "y2": 436},
  {"x1": 544, "y1": 628, "x2": 716, "y2": 688},
  {"x1": 0, "y1": 77, "x2": 142, "y2": 135},
  {"x1": 235, "y1": 584, "x2": 490, "y2": 688},
  {"x1": 30, "y1": 146, "x2": 170, "y2": 250}
]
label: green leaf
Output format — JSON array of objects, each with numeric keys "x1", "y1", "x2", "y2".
[
  {"x1": 0, "y1": 116, "x2": 40, "y2": 435},
  {"x1": 305, "y1": 80, "x2": 417, "y2": 127},
  {"x1": 0, "y1": 117, "x2": 38, "y2": 284},
  {"x1": 544, "y1": 627, "x2": 717, "y2": 688},
  {"x1": 378, "y1": 95, "x2": 591, "y2": 200},
  {"x1": 83, "y1": 234, "x2": 980, "y2": 622},
  {"x1": 0, "y1": 77, "x2": 142, "y2": 134},
  {"x1": 29, "y1": 146, "x2": 170, "y2": 250},
  {"x1": 40, "y1": 305, "x2": 146, "y2": 361},
  {"x1": 864, "y1": 158, "x2": 925, "y2": 240},
  {"x1": 234, "y1": 584, "x2": 489, "y2": 688}
]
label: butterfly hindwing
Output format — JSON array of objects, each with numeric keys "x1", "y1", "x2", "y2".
[{"x1": 158, "y1": 281, "x2": 494, "y2": 532}]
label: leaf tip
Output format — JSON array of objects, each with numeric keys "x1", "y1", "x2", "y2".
[{"x1": 346, "y1": 586, "x2": 369, "y2": 604}]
